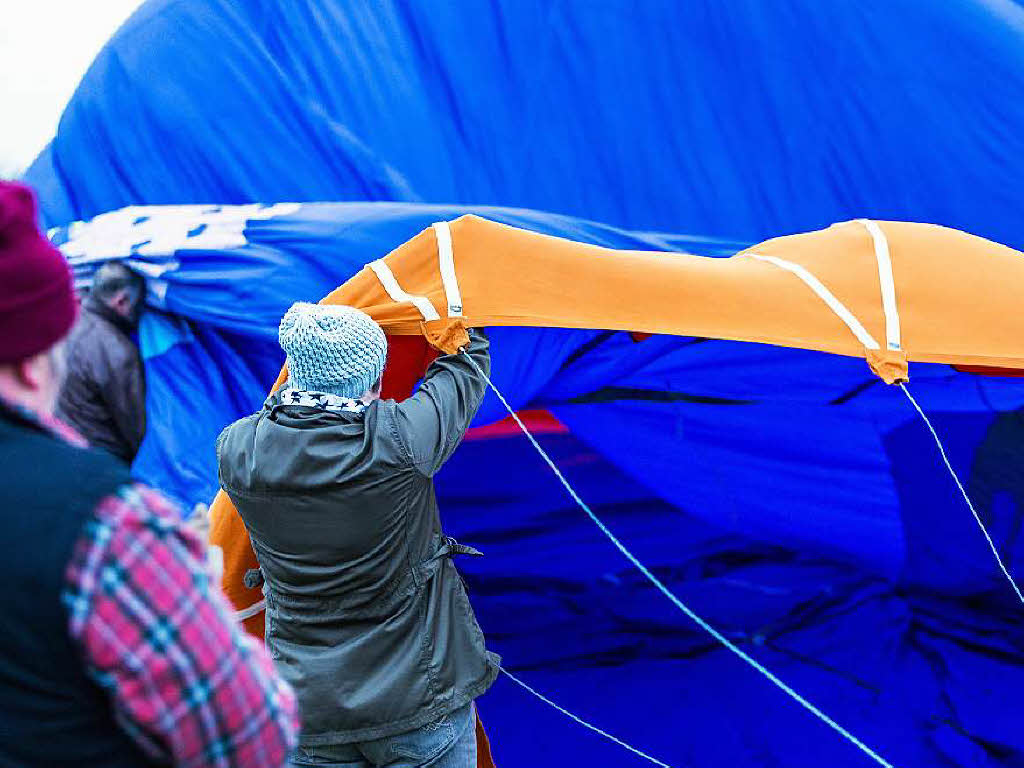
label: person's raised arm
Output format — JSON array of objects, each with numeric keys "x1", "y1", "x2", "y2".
[
  {"x1": 63, "y1": 483, "x2": 298, "y2": 767},
  {"x1": 392, "y1": 329, "x2": 490, "y2": 477}
]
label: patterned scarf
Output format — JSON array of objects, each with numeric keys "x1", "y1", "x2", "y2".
[{"x1": 279, "y1": 388, "x2": 367, "y2": 414}]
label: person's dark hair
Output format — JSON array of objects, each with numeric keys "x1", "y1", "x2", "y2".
[{"x1": 91, "y1": 262, "x2": 145, "y2": 307}]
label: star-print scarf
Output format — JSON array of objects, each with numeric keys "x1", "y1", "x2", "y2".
[{"x1": 279, "y1": 388, "x2": 367, "y2": 414}]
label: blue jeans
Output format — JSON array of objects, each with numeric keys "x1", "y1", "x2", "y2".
[{"x1": 291, "y1": 703, "x2": 477, "y2": 768}]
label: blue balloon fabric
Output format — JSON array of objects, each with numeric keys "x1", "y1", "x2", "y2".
[
  {"x1": 26, "y1": 0, "x2": 1024, "y2": 250},
  {"x1": 28, "y1": 1, "x2": 1024, "y2": 766},
  {"x1": 53, "y1": 201, "x2": 1024, "y2": 768}
]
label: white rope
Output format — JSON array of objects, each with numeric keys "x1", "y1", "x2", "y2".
[
  {"x1": 500, "y1": 668, "x2": 674, "y2": 768},
  {"x1": 898, "y1": 383, "x2": 1024, "y2": 604},
  {"x1": 749, "y1": 254, "x2": 881, "y2": 351},
  {"x1": 234, "y1": 599, "x2": 266, "y2": 621},
  {"x1": 461, "y1": 350, "x2": 895, "y2": 768}
]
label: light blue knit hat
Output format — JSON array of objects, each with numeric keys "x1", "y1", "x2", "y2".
[{"x1": 279, "y1": 302, "x2": 387, "y2": 398}]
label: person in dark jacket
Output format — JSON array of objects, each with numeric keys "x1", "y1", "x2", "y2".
[
  {"x1": 57, "y1": 261, "x2": 146, "y2": 463},
  {"x1": 0, "y1": 180, "x2": 299, "y2": 767},
  {"x1": 218, "y1": 302, "x2": 500, "y2": 768}
]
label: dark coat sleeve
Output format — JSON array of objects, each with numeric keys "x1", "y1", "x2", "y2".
[{"x1": 391, "y1": 329, "x2": 490, "y2": 477}]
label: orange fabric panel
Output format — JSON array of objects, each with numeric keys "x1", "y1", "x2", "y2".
[
  {"x1": 327, "y1": 216, "x2": 1024, "y2": 375},
  {"x1": 209, "y1": 491, "x2": 264, "y2": 637},
  {"x1": 209, "y1": 216, "x2": 1024, "y2": 760}
]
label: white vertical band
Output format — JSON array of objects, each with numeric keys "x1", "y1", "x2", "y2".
[
  {"x1": 856, "y1": 219, "x2": 901, "y2": 352},
  {"x1": 749, "y1": 253, "x2": 880, "y2": 350},
  {"x1": 368, "y1": 260, "x2": 441, "y2": 322},
  {"x1": 433, "y1": 221, "x2": 463, "y2": 317}
]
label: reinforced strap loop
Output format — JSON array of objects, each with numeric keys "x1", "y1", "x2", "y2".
[
  {"x1": 749, "y1": 253, "x2": 880, "y2": 350},
  {"x1": 432, "y1": 221, "x2": 464, "y2": 317},
  {"x1": 235, "y1": 599, "x2": 267, "y2": 622},
  {"x1": 368, "y1": 259, "x2": 441, "y2": 322},
  {"x1": 856, "y1": 220, "x2": 901, "y2": 352}
]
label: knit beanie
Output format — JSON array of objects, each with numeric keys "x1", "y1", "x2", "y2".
[
  {"x1": 279, "y1": 302, "x2": 388, "y2": 398},
  {"x1": 0, "y1": 181, "x2": 77, "y2": 364}
]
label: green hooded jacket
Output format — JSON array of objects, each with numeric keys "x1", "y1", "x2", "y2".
[{"x1": 217, "y1": 330, "x2": 499, "y2": 746}]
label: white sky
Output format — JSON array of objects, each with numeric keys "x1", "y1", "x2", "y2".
[{"x1": 0, "y1": 0, "x2": 144, "y2": 176}]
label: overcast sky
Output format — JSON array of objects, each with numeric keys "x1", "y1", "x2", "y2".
[{"x1": 0, "y1": 0, "x2": 144, "y2": 176}]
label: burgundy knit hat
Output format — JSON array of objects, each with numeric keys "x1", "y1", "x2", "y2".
[{"x1": 0, "y1": 181, "x2": 77, "y2": 364}]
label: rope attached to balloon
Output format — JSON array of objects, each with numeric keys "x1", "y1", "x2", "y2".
[
  {"x1": 462, "y1": 351, "x2": 896, "y2": 768},
  {"x1": 899, "y1": 383, "x2": 1024, "y2": 603},
  {"x1": 463, "y1": 350, "x2": 1022, "y2": 767}
]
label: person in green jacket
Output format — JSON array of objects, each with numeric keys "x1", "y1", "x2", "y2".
[{"x1": 217, "y1": 302, "x2": 499, "y2": 768}]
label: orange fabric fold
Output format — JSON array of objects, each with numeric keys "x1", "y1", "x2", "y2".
[{"x1": 210, "y1": 216, "x2": 1024, "y2": 767}]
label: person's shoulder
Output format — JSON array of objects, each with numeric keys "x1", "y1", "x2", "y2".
[
  {"x1": 215, "y1": 411, "x2": 270, "y2": 489},
  {"x1": 362, "y1": 398, "x2": 410, "y2": 448},
  {"x1": 50, "y1": 435, "x2": 134, "y2": 496},
  {"x1": 217, "y1": 411, "x2": 261, "y2": 455},
  {"x1": 366, "y1": 397, "x2": 400, "y2": 426},
  {"x1": 79, "y1": 307, "x2": 114, "y2": 338},
  {"x1": 92, "y1": 482, "x2": 182, "y2": 529},
  {"x1": 63, "y1": 309, "x2": 97, "y2": 354},
  {"x1": 87, "y1": 482, "x2": 199, "y2": 564},
  {"x1": 2, "y1": 417, "x2": 131, "y2": 514},
  {"x1": 101, "y1": 319, "x2": 140, "y2": 356},
  {"x1": 74, "y1": 309, "x2": 137, "y2": 365}
]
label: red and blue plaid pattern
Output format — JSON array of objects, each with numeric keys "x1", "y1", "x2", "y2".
[
  {"x1": 64, "y1": 483, "x2": 298, "y2": 767},
  {"x1": 1, "y1": 395, "x2": 297, "y2": 766}
]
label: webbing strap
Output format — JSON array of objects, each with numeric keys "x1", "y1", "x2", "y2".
[
  {"x1": 749, "y1": 253, "x2": 880, "y2": 350},
  {"x1": 235, "y1": 599, "x2": 266, "y2": 621},
  {"x1": 856, "y1": 220, "x2": 901, "y2": 352},
  {"x1": 432, "y1": 221, "x2": 464, "y2": 317},
  {"x1": 368, "y1": 259, "x2": 441, "y2": 322}
]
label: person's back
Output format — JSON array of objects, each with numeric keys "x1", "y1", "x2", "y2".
[
  {"x1": 0, "y1": 351, "x2": 152, "y2": 767},
  {"x1": 218, "y1": 303, "x2": 498, "y2": 767},
  {"x1": 57, "y1": 262, "x2": 146, "y2": 464},
  {"x1": 0, "y1": 180, "x2": 298, "y2": 767}
]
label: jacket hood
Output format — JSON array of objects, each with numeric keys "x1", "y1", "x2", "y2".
[{"x1": 218, "y1": 392, "x2": 377, "y2": 493}]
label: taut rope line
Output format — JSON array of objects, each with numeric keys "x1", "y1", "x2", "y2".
[
  {"x1": 461, "y1": 350, "x2": 896, "y2": 768},
  {"x1": 499, "y1": 667, "x2": 675, "y2": 767},
  {"x1": 899, "y1": 383, "x2": 1024, "y2": 604}
]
